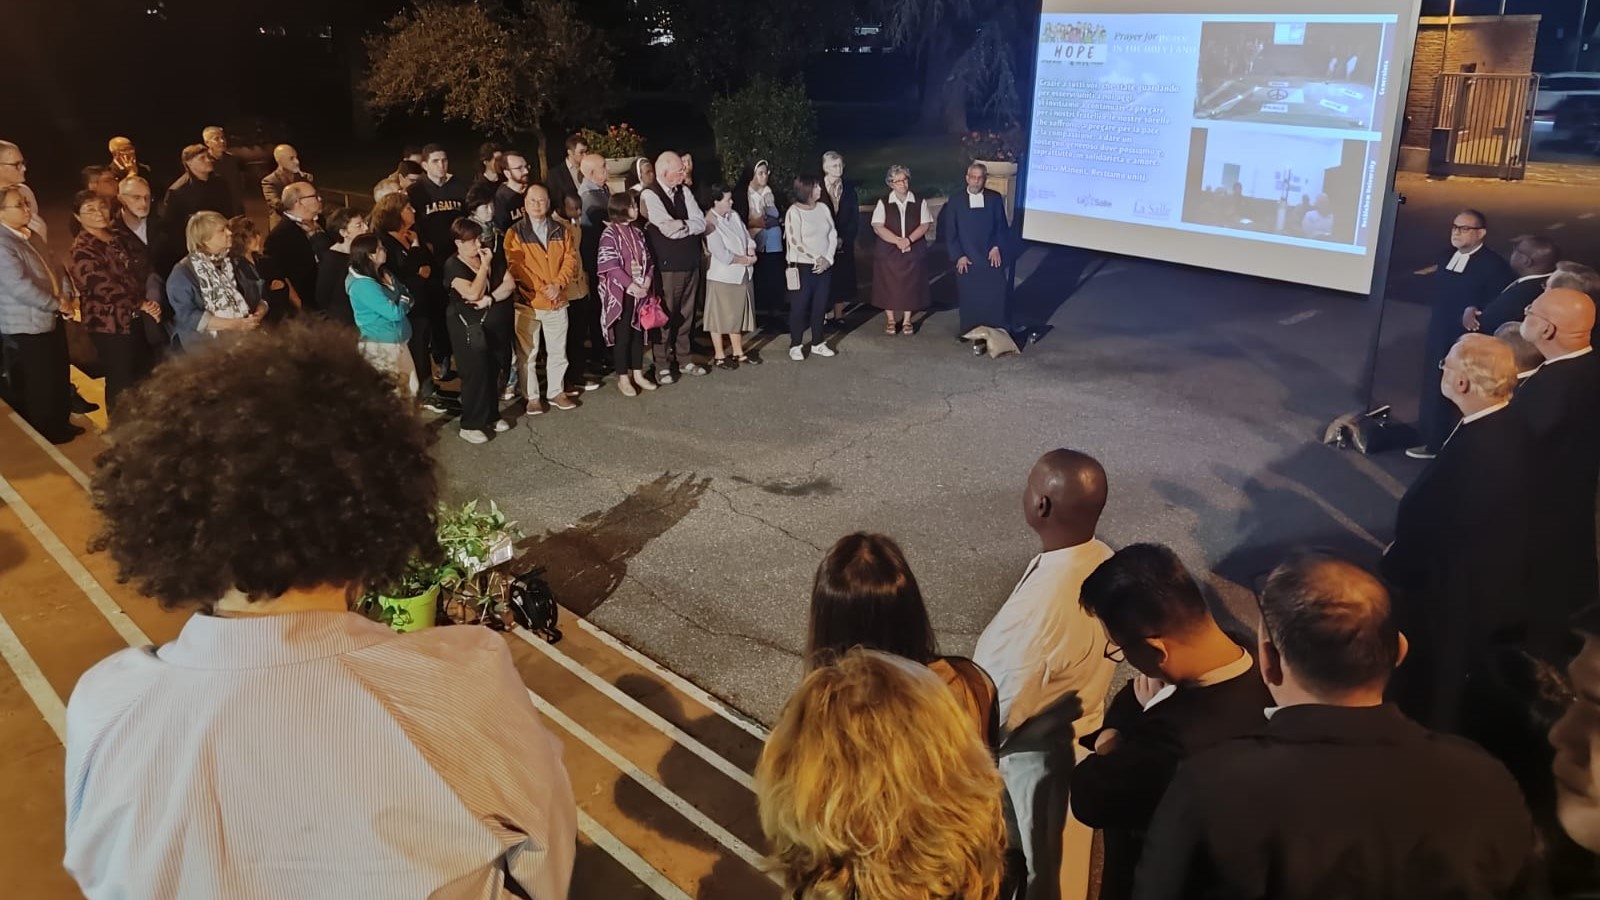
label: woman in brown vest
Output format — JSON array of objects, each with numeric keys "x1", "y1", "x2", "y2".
[
  {"x1": 805, "y1": 532, "x2": 1000, "y2": 750},
  {"x1": 870, "y1": 165, "x2": 933, "y2": 335}
]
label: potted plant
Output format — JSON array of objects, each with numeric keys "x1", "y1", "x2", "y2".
[
  {"x1": 581, "y1": 124, "x2": 648, "y2": 178},
  {"x1": 359, "y1": 500, "x2": 523, "y2": 632},
  {"x1": 435, "y1": 500, "x2": 525, "y2": 628},
  {"x1": 962, "y1": 128, "x2": 1023, "y2": 176},
  {"x1": 361, "y1": 557, "x2": 449, "y2": 633}
]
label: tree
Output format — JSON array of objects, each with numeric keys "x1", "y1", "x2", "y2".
[
  {"x1": 710, "y1": 77, "x2": 817, "y2": 191},
  {"x1": 645, "y1": 0, "x2": 853, "y2": 95},
  {"x1": 881, "y1": 0, "x2": 1031, "y2": 135},
  {"x1": 362, "y1": 0, "x2": 613, "y2": 177}
]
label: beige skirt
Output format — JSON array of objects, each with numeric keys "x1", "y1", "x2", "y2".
[
  {"x1": 703, "y1": 279, "x2": 755, "y2": 334},
  {"x1": 358, "y1": 340, "x2": 419, "y2": 398}
]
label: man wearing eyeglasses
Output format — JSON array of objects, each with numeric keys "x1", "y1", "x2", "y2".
[
  {"x1": 264, "y1": 181, "x2": 325, "y2": 315},
  {"x1": 1408, "y1": 209, "x2": 1515, "y2": 460},
  {"x1": 0, "y1": 141, "x2": 46, "y2": 243},
  {"x1": 491, "y1": 150, "x2": 532, "y2": 234},
  {"x1": 1514, "y1": 287, "x2": 1600, "y2": 657},
  {"x1": 0, "y1": 183, "x2": 77, "y2": 443}
]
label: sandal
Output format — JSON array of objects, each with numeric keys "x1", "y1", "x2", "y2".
[
  {"x1": 735, "y1": 353, "x2": 762, "y2": 366},
  {"x1": 900, "y1": 321, "x2": 915, "y2": 336},
  {"x1": 885, "y1": 321, "x2": 899, "y2": 335}
]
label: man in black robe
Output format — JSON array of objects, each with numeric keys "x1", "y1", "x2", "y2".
[
  {"x1": 1383, "y1": 334, "x2": 1532, "y2": 729},
  {"x1": 1408, "y1": 209, "x2": 1514, "y2": 459},
  {"x1": 1513, "y1": 287, "x2": 1600, "y2": 659},
  {"x1": 945, "y1": 163, "x2": 1011, "y2": 354}
]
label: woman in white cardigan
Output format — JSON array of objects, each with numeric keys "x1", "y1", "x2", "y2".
[
  {"x1": 783, "y1": 174, "x2": 839, "y2": 361},
  {"x1": 703, "y1": 184, "x2": 759, "y2": 368}
]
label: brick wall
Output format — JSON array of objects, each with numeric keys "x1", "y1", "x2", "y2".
[{"x1": 1402, "y1": 15, "x2": 1540, "y2": 152}]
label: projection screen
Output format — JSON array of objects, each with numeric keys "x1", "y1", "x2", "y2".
[{"x1": 1020, "y1": 1, "x2": 1423, "y2": 294}]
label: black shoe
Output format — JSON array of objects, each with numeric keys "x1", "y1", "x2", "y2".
[
  {"x1": 972, "y1": 340, "x2": 988, "y2": 356},
  {"x1": 713, "y1": 356, "x2": 738, "y2": 370},
  {"x1": 70, "y1": 394, "x2": 99, "y2": 414},
  {"x1": 735, "y1": 353, "x2": 762, "y2": 367}
]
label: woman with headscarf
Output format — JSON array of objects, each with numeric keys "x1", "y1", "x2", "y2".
[
  {"x1": 734, "y1": 160, "x2": 785, "y2": 324},
  {"x1": 870, "y1": 165, "x2": 933, "y2": 336},
  {"x1": 624, "y1": 157, "x2": 656, "y2": 201},
  {"x1": 166, "y1": 211, "x2": 265, "y2": 350}
]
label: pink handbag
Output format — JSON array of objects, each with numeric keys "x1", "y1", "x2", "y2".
[{"x1": 637, "y1": 295, "x2": 668, "y2": 331}]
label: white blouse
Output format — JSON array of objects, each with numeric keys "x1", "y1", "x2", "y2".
[
  {"x1": 705, "y1": 209, "x2": 756, "y2": 285},
  {"x1": 871, "y1": 191, "x2": 932, "y2": 236},
  {"x1": 784, "y1": 203, "x2": 839, "y2": 266}
]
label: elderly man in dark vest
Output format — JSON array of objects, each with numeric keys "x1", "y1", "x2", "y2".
[{"x1": 639, "y1": 151, "x2": 707, "y2": 383}]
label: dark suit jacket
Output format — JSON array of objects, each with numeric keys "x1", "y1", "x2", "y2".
[
  {"x1": 1133, "y1": 704, "x2": 1533, "y2": 900},
  {"x1": 1382, "y1": 406, "x2": 1535, "y2": 727},
  {"x1": 161, "y1": 174, "x2": 242, "y2": 234},
  {"x1": 1425, "y1": 247, "x2": 1515, "y2": 364},
  {"x1": 546, "y1": 160, "x2": 582, "y2": 209},
  {"x1": 263, "y1": 218, "x2": 321, "y2": 312},
  {"x1": 1073, "y1": 666, "x2": 1274, "y2": 900},
  {"x1": 1477, "y1": 274, "x2": 1550, "y2": 336},
  {"x1": 261, "y1": 168, "x2": 312, "y2": 229},
  {"x1": 1512, "y1": 350, "x2": 1600, "y2": 652}
]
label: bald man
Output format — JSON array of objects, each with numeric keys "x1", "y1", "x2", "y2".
[
  {"x1": 265, "y1": 181, "x2": 325, "y2": 314},
  {"x1": 1515, "y1": 287, "x2": 1600, "y2": 654},
  {"x1": 1383, "y1": 334, "x2": 1533, "y2": 729},
  {"x1": 1136, "y1": 553, "x2": 1531, "y2": 900},
  {"x1": 974, "y1": 449, "x2": 1115, "y2": 900},
  {"x1": 107, "y1": 136, "x2": 151, "y2": 183},
  {"x1": 261, "y1": 144, "x2": 312, "y2": 230},
  {"x1": 638, "y1": 151, "x2": 708, "y2": 382}
]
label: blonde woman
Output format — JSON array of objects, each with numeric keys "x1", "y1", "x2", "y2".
[
  {"x1": 758, "y1": 649, "x2": 1008, "y2": 900},
  {"x1": 166, "y1": 211, "x2": 265, "y2": 350}
]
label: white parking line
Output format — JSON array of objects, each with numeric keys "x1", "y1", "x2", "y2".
[
  {"x1": 0, "y1": 473, "x2": 150, "y2": 647},
  {"x1": 0, "y1": 609, "x2": 65, "y2": 742},
  {"x1": 573, "y1": 617, "x2": 770, "y2": 741},
  {"x1": 11, "y1": 413, "x2": 92, "y2": 491},
  {"x1": 576, "y1": 810, "x2": 694, "y2": 900},
  {"x1": 524, "y1": 688, "x2": 774, "y2": 879},
  {"x1": 515, "y1": 628, "x2": 757, "y2": 789}
]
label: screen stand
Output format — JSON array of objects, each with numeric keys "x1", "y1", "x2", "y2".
[{"x1": 1322, "y1": 189, "x2": 1406, "y2": 454}]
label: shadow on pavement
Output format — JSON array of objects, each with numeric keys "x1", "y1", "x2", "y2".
[{"x1": 514, "y1": 472, "x2": 713, "y2": 617}]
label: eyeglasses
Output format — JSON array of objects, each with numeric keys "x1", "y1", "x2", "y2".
[
  {"x1": 1450, "y1": 224, "x2": 1484, "y2": 233},
  {"x1": 1103, "y1": 643, "x2": 1125, "y2": 663},
  {"x1": 0, "y1": 159, "x2": 23, "y2": 169}
]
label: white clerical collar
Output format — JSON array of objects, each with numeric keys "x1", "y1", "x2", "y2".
[
  {"x1": 1446, "y1": 243, "x2": 1482, "y2": 273},
  {"x1": 968, "y1": 189, "x2": 986, "y2": 208},
  {"x1": 1513, "y1": 271, "x2": 1553, "y2": 285},
  {"x1": 1517, "y1": 368, "x2": 1537, "y2": 381},
  {"x1": 1459, "y1": 400, "x2": 1510, "y2": 427},
  {"x1": 1541, "y1": 345, "x2": 1596, "y2": 367},
  {"x1": 1140, "y1": 648, "x2": 1255, "y2": 711}
]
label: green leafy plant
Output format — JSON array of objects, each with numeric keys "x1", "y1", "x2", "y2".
[
  {"x1": 710, "y1": 76, "x2": 817, "y2": 193},
  {"x1": 961, "y1": 128, "x2": 1023, "y2": 163},
  {"x1": 358, "y1": 500, "x2": 524, "y2": 630},
  {"x1": 581, "y1": 124, "x2": 646, "y2": 159}
]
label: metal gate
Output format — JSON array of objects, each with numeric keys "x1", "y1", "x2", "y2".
[{"x1": 1429, "y1": 73, "x2": 1539, "y2": 180}]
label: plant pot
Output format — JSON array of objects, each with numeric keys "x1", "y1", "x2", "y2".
[
  {"x1": 606, "y1": 156, "x2": 641, "y2": 178},
  {"x1": 378, "y1": 585, "x2": 439, "y2": 632},
  {"x1": 975, "y1": 159, "x2": 1019, "y2": 177}
]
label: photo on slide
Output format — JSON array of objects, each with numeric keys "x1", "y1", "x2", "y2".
[
  {"x1": 1180, "y1": 127, "x2": 1367, "y2": 246},
  {"x1": 1193, "y1": 21, "x2": 1384, "y2": 130}
]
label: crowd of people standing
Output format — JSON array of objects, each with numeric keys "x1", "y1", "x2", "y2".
[{"x1": 0, "y1": 129, "x2": 1019, "y2": 448}]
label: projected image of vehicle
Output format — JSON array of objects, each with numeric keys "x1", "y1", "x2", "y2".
[{"x1": 1193, "y1": 21, "x2": 1384, "y2": 130}]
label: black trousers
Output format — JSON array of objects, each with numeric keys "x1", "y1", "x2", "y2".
[
  {"x1": 446, "y1": 302, "x2": 502, "y2": 431},
  {"x1": 4, "y1": 324, "x2": 71, "y2": 440},
  {"x1": 88, "y1": 330, "x2": 155, "y2": 416},
  {"x1": 788, "y1": 267, "x2": 832, "y2": 347},
  {"x1": 405, "y1": 304, "x2": 439, "y2": 399},
  {"x1": 425, "y1": 278, "x2": 453, "y2": 367},
  {"x1": 611, "y1": 294, "x2": 646, "y2": 372},
  {"x1": 564, "y1": 293, "x2": 603, "y2": 382}
]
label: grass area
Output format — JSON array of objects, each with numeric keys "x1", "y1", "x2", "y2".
[{"x1": 826, "y1": 134, "x2": 969, "y2": 203}]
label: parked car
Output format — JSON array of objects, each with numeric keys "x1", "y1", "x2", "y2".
[
  {"x1": 1536, "y1": 72, "x2": 1600, "y2": 119},
  {"x1": 1551, "y1": 95, "x2": 1600, "y2": 153}
]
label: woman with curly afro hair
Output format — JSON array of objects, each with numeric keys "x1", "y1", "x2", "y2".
[{"x1": 64, "y1": 321, "x2": 578, "y2": 899}]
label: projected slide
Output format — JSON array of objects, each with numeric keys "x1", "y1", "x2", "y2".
[{"x1": 1020, "y1": 4, "x2": 1420, "y2": 294}]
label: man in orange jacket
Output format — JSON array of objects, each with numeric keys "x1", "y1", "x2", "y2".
[{"x1": 504, "y1": 185, "x2": 580, "y2": 414}]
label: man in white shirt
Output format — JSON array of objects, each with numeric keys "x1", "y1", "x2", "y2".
[
  {"x1": 974, "y1": 448, "x2": 1116, "y2": 900},
  {"x1": 639, "y1": 151, "x2": 707, "y2": 383}
]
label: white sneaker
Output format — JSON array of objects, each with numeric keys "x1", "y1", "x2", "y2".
[
  {"x1": 789, "y1": 346, "x2": 805, "y2": 361},
  {"x1": 458, "y1": 428, "x2": 488, "y2": 445},
  {"x1": 493, "y1": 419, "x2": 512, "y2": 433},
  {"x1": 811, "y1": 343, "x2": 836, "y2": 358}
]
